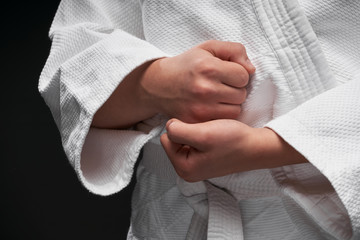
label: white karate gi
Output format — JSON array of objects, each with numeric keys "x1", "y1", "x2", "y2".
[{"x1": 39, "y1": 0, "x2": 360, "y2": 239}]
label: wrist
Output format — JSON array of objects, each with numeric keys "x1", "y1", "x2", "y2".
[
  {"x1": 92, "y1": 59, "x2": 163, "y2": 129},
  {"x1": 137, "y1": 57, "x2": 168, "y2": 117},
  {"x1": 251, "y1": 127, "x2": 308, "y2": 169}
]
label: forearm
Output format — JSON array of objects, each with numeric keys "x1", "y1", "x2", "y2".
[
  {"x1": 161, "y1": 119, "x2": 308, "y2": 182},
  {"x1": 91, "y1": 60, "x2": 161, "y2": 129},
  {"x1": 92, "y1": 40, "x2": 255, "y2": 129},
  {"x1": 250, "y1": 128, "x2": 308, "y2": 170}
]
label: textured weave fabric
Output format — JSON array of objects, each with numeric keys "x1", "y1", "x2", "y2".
[
  {"x1": 38, "y1": 0, "x2": 169, "y2": 195},
  {"x1": 267, "y1": 0, "x2": 360, "y2": 235},
  {"x1": 39, "y1": 0, "x2": 360, "y2": 239}
]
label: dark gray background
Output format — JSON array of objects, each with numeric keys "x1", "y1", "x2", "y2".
[{"x1": 2, "y1": 1, "x2": 134, "y2": 239}]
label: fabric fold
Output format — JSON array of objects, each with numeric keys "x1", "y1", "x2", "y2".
[
  {"x1": 38, "y1": 0, "x2": 170, "y2": 195},
  {"x1": 39, "y1": 0, "x2": 360, "y2": 238},
  {"x1": 266, "y1": 78, "x2": 360, "y2": 238}
]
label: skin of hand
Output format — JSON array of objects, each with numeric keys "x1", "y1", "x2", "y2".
[
  {"x1": 91, "y1": 40, "x2": 255, "y2": 129},
  {"x1": 160, "y1": 118, "x2": 308, "y2": 182}
]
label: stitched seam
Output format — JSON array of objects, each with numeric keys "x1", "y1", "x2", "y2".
[
  {"x1": 268, "y1": 0, "x2": 310, "y2": 101},
  {"x1": 278, "y1": 0, "x2": 327, "y2": 95},
  {"x1": 250, "y1": 0, "x2": 297, "y2": 104}
]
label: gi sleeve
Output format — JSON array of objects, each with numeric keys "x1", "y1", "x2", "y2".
[
  {"x1": 38, "y1": 0, "x2": 169, "y2": 196},
  {"x1": 266, "y1": 76, "x2": 360, "y2": 236}
]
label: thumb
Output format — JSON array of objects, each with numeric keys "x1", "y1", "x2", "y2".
[
  {"x1": 200, "y1": 40, "x2": 256, "y2": 74},
  {"x1": 164, "y1": 118, "x2": 206, "y2": 150}
]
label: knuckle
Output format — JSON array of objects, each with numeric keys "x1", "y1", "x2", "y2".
[
  {"x1": 192, "y1": 81, "x2": 215, "y2": 98},
  {"x1": 193, "y1": 57, "x2": 218, "y2": 78},
  {"x1": 201, "y1": 39, "x2": 218, "y2": 48}
]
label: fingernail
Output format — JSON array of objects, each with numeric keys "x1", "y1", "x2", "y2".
[
  {"x1": 246, "y1": 59, "x2": 256, "y2": 73},
  {"x1": 246, "y1": 58, "x2": 254, "y2": 67},
  {"x1": 166, "y1": 119, "x2": 175, "y2": 129}
]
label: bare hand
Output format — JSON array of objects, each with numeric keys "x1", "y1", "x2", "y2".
[
  {"x1": 92, "y1": 40, "x2": 255, "y2": 129},
  {"x1": 140, "y1": 40, "x2": 256, "y2": 123},
  {"x1": 160, "y1": 118, "x2": 307, "y2": 182}
]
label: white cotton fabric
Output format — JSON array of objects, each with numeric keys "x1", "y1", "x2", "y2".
[
  {"x1": 39, "y1": 0, "x2": 360, "y2": 239},
  {"x1": 38, "y1": 0, "x2": 170, "y2": 195}
]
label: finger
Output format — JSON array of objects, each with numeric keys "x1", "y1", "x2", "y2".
[
  {"x1": 160, "y1": 133, "x2": 186, "y2": 158},
  {"x1": 160, "y1": 133, "x2": 197, "y2": 166},
  {"x1": 160, "y1": 133, "x2": 188, "y2": 169},
  {"x1": 214, "y1": 60, "x2": 250, "y2": 88},
  {"x1": 161, "y1": 133, "x2": 201, "y2": 181},
  {"x1": 200, "y1": 40, "x2": 256, "y2": 74},
  {"x1": 165, "y1": 119, "x2": 207, "y2": 150},
  {"x1": 213, "y1": 103, "x2": 242, "y2": 120},
  {"x1": 193, "y1": 102, "x2": 243, "y2": 121},
  {"x1": 217, "y1": 85, "x2": 247, "y2": 105}
]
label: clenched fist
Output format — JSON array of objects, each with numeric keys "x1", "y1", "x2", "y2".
[
  {"x1": 92, "y1": 40, "x2": 255, "y2": 129},
  {"x1": 140, "y1": 40, "x2": 256, "y2": 123}
]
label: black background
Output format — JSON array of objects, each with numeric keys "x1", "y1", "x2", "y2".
[{"x1": 2, "y1": 1, "x2": 134, "y2": 239}]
